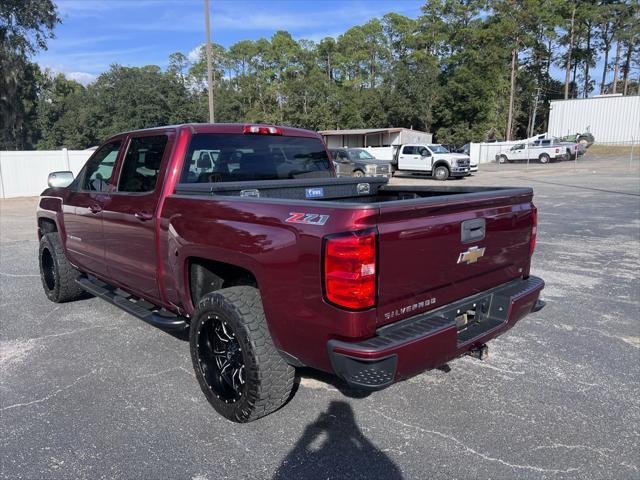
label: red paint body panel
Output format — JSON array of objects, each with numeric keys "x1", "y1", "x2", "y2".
[
  {"x1": 37, "y1": 123, "x2": 543, "y2": 380},
  {"x1": 376, "y1": 195, "x2": 533, "y2": 326},
  {"x1": 331, "y1": 282, "x2": 542, "y2": 380}
]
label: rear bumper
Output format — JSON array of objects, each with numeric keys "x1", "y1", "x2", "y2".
[{"x1": 328, "y1": 276, "x2": 544, "y2": 390}]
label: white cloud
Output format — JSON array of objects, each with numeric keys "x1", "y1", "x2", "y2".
[
  {"x1": 297, "y1": 31, "x2": 341, "y2": 44},
  {"x1": 65, "y1": 71, "x2": 98, "y2": 85},
  {"x1": 188, "y1": 45, "x2": 203, "y2": 62},
  {"x1": 115, "y1": 1, "x2": 410, "y2": 33},
  {"x1": 39, "y1": 64, "x2": 98, "y2": 85}
]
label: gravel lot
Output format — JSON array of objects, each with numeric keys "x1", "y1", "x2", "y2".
[{"x1": 1, "y1": 155, "x2": 639, "y2": 479}]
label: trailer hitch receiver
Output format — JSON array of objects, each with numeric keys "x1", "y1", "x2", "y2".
[{"x1": 466, "y1": 344, "x2": 489, "y2": 361}]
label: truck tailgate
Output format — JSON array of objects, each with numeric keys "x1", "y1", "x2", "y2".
[{"x1": 376, "y1": 189, "x2": 534, "y2": 326}]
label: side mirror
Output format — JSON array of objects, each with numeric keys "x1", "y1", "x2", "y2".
[{"x1": 48, "y1": 171, "x2": 74, "y2": 188}]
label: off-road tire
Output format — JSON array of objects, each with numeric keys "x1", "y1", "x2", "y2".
[
  {"x1": 39, "y1": 232, "x2": 84, "y2": 303},
  {"x1": 190, "y1": 286, "x2": 295, "y2": 423},
  {"x1": 539, "y1": 153, "x2": 550, "y2": 164},
  {"x1": 577, "y1": 133, "x2": 594, "y2": 147},
  {"x1": 433, "y1": 165, "x2": 450, "y2": 181}
]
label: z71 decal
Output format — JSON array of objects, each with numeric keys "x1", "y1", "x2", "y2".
[{"x1": 285, "y1": 212, "x2": 330, "y2": 226}]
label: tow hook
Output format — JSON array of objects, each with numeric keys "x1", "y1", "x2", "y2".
[{"x1": 467, "y1": 344, "x2": 489, "y2": 360}]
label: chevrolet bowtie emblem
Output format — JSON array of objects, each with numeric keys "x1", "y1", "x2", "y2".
[{"x1": 457, "y1": 246, "x2": 486, "y2": 264}]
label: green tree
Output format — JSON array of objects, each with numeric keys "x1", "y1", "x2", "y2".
[
  {"x1": 0, "y1": 0, "x2": 59, "y2": 149},
  {"x1": 36, "y1": 73, "x2": 90, "y2": 149}
]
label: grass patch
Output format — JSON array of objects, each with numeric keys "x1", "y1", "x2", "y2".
[{"x1": 587, "y1": 144, "x2": 637, "y2": 155}]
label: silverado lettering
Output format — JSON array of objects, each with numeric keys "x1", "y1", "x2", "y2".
[{"x1": 384, "y1": 298, "x2": 438, "y2": 321}]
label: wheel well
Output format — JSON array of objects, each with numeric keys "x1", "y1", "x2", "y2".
[
  {"x1": 188, "y1": 258, "x2": 257, "y2": 307},
  {"x1": 433, "y1": 161, "x2": 450, "y2": 170},
  {"x1": 38, "y1": 218, "x2": 57, "y2": 238}
]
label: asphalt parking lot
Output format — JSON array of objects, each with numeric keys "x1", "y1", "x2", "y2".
[{"x1": 1, "y1": 154, "x2": 639, "y2": 479}]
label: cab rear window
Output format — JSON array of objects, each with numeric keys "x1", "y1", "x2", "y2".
[{"x1": 180, "y1": 134, "x2": 332, "y2": 183}]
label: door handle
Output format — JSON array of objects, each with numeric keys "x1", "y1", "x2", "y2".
[
  {"x1": 134, "y1": 211, "x2": 153, "y2": 221},
  {"x1": 89, "y1": 204, "x2": 102, "y2": 214}
]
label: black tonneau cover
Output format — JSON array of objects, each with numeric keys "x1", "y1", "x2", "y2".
[{"x1": 174, "y1": 177, "x2": 531, "y2": 205}]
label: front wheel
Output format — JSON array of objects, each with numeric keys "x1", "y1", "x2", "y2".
[
  {"x1": 39, "y1": 232, "x2": 84, "y2": 303},
  {"x1": 190, "y1": 286, "x2": 295, "y2": 423},
  {"x1": 433, "y1": 165, "x2": 450, "y2": 181},
  {"x1": 352, "y1": 169, "x2": 365, "y2": 177},
  {"x1": 498, "y1": 155, "x2": 509, "y2": 164},
  {"x1": 539, "y1": 153, "x2": 550, "y2": 164}
]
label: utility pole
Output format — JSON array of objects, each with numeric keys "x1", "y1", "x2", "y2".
[
  {"x1": 564, "y1": 5, "x2": 576, "y2": 100},
  {"x1": 530, "y1": 87, "x2": 540, "y2": 138},
  {"x1": 506, "y1": 46, "x2": 517, "y2": 141},
  {"x1": 612, "y1": 40, "x2": 621, "y2": 94},
  {"x1": 204, "y1": 0, "x2": 215, "y2": 123}
]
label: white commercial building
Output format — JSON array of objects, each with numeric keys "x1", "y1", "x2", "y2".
[
  {"x1": 319, "y1": 127, "x2": 432, "y2": 149},
  {"x1": 548, "y1": 95, "x2": 640, "y2": 143}
]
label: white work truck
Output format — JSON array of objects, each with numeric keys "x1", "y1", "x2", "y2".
[
  {"x1": 496, "y1": 143, "x2": 568, "y2": 164},
  {"x1": 365, "y1": 144, "x2": 471, "y2": 180}
]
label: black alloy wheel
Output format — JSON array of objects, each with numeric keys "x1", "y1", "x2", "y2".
[{"x1": 196, "y1": 314, "x2": 246, "y2": 403}]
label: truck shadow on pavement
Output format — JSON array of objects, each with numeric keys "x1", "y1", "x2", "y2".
[{"x1": 273, "y1": 400, "x2": 403, "y2": 480}]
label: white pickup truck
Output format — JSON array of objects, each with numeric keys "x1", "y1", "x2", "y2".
[
  {"x1": 531, "y1": 137, "x2": 583, "y2": 160},
  {"x1": 496, "y1": 142, "x2": 568, "y2": 164},
  {"x1": 364, "y1": 144, "x2": 471, "y2": 180}
]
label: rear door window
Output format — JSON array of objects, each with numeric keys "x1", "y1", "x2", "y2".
[
  {"x1": 118, "y1": 135, "x2": 168, "y2": 193},
  {"x1": 180, "y1": 134, "x2": 332, "y2": 183},
  {"x1": 402, "y1": 146, "x2": 416, "y2": 155}
]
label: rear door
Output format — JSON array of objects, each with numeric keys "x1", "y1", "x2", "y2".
[
  {"x1": 398, "y1": 145, "x2": 427, "y2": 171},
  {"x1": 375, "y1": 192, "x2": 534, "y2": 326},
  {"x1": 62, "y1": 140, "x2": 123, "y2": 277},
  {"x1": 102, "y1": 132, "x2": 173, "y2": 301}
]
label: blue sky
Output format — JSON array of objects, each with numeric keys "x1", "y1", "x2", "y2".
[{"x1": 35, "y1": 0, "x2": 425, "y2": 84}]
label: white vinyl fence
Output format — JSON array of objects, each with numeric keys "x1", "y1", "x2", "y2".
[{"x1": 0, "y1": 149, "x2": 92, "y2": 198}]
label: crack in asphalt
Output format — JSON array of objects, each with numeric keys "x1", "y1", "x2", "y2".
[
  {"x1": 373, "y1": 409, "x2": 581, "y2": 475},
  {"x1": 0, "y1": 271, "x2": 40, "y2": 277},
  {"x1": 1, "y1": 369, "x2": 97, "y2": 411}
]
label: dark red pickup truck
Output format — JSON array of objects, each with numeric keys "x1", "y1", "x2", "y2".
[{"x1": 37, "y1": 123, "x2": 544, "y2": 422}]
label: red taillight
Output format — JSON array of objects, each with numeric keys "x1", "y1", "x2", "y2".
[
  {"x1": 243, "y1": 124, "x2": 283, "y2": 135},
  {"x1": 324, "y1": 230, "x2": 377, "y2": 310},
  {"x1": 529, "y1": 205, "x2": 537, "y2": 257}
]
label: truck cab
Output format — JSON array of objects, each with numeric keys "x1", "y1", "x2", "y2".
[{"x1": 396, "y1": 144, "x2": 470, "y2": 180}]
